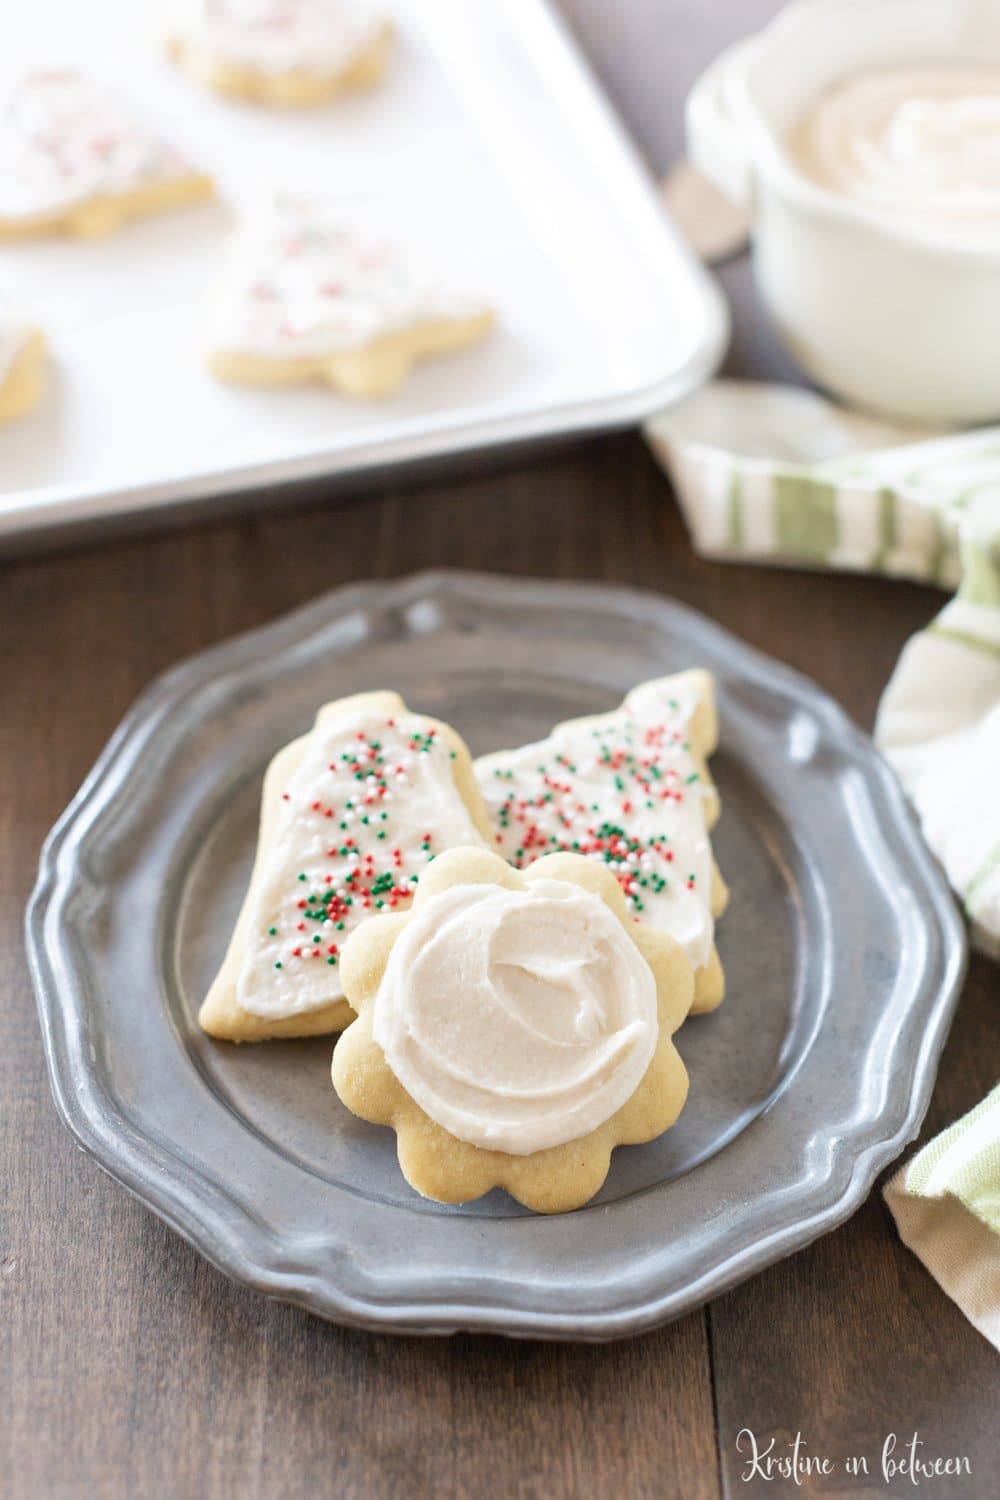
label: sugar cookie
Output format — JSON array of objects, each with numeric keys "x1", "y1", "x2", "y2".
[
  {"x1": 200, "y1": 690, "x2": 494, "y2": 1041},
  {"x1": 0, "y1": 71, "x2": 213, "y2": 240},
  {"x1": 475, "y1": 670, "x2": 728, "y2": 1014},
  {"x1": 0, "y1": 316, "x2": 45, "y2": 422},
  {"x1": 166, "y1": 0, "x2": 392, "y2": 107},
  {"x1": 206, "y1": 196, "x2": 494, "y2": 397},
  {"x1": 332, "y1": 847, "x2": 694, "y2": 1213}
]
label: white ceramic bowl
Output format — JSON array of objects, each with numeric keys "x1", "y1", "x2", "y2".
[{"x1": 687, "y1": 0, "x2": 1000, "y2": 425}]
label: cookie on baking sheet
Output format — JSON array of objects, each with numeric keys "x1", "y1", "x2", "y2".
[
  {"x1": 332, "y1": 847, "x2": 694, "y2": 1214},
  {"x1": 0, "y1": 71, "x2": 213, "y2": 240},
  {"x1": 0, "y1": 316, "x2": 45, "y2": 422},
  {"x1": 206, "y1": 196, "x2": 494, "y2": 397},
  {"x1": 200, "y1": 691, "x2": 495, "y2": 1042},
  {"x1": 475, "y1": 669, "x2": 728, "y2": 1014},
  {"x1": 165, "y1": 0, "x2": 392, "y2": 107}
]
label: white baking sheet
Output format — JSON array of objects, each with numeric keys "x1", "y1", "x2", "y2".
[{"x1": 0, "y1": 0, "x2": 728, "y2": 542}]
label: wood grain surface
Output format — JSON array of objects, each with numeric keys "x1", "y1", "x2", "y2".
[{"x1": 2, "y1": 4, "x2": 997, "y2": 1498}]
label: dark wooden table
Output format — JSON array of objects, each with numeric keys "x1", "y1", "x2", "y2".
[{"x1": 3, "y1": 4, "x2": 997, "y2": 1496}]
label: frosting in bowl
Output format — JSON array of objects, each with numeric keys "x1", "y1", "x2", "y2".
[
  {"x1": 372, "y1": 878, "x2": 658, "y2": 1156},
  {"x1": 787, "y1": 67, "x2": 1000, "y2": 247}
]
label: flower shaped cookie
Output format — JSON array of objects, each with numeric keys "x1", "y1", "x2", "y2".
[{"x1": 332, "y1": 847, "x2": 694, "y2": 1213}]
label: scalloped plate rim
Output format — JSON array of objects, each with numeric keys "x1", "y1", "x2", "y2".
[{"x1": 26, "y1": 571, "x2": 967, "y2": 1339}]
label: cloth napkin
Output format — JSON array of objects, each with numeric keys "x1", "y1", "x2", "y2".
[
  {"x1": 645, "y1": 381, "x2": 1000, "y2": 1347},
  {"x1": 884, "y1": 1084, "x2": 1000, "y2": 1349}
]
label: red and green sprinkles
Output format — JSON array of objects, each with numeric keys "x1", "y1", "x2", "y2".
[
  {"x1": 489, "y1": 716, "x2": 701, "y2": 915},
  {"x1": 266, "y1": 717, "x2": 447, "y2": 974}
]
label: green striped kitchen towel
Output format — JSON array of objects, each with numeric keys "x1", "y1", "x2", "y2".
[
  {"x1": 884, "y1": 1085, "x2": 1000, "y2": 1350},
  {"x1": 647, "y1": 381, "x2": 1000, "y2": 1349},
  {"x1": 646, "y1": 380, "x2": 1000, "y2": 956}
]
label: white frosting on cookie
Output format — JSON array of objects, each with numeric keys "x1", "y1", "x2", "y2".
[
  {"x1": 237, "y1": 704, "x2": 489, "y2": 1019},
  {"x1": 210, "y1": 196, "x2": 489, "y2": 359},
  {"x1": 476, "y1": 678, "x2": 715, "y2": 970},
  {"x1": 373, "y1": 878, "x2": 658, "y2": 1155},
  {"x1": 171, "y1": 0, "x2": 386, "y2": 78},
  {"x1": 0, "y1": 71, "x2": 200, "y2": 224}
]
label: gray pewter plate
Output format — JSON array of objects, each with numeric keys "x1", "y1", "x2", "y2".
[{"x1": 28, "y1": 572, "x2": 966, "y2": 1340}]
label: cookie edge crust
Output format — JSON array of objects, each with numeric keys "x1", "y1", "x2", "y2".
[
  {"x1": 0, "y1": 174, "x2": 215, "y2": 240},
  {"x1": 165, "y1": 18, "x2": 393, "y2": 107},
  {"x1": 198, "y1": 689, "x2": 493, "y2": 1042},
  {"x1": 331, "y1": 848, "x2": 694, "y2": 1213},
  {"x1": 0, "y1": 329, "x2": 46, "y2": 422},
  {"x1": 207, "y1": 309, "x2": 495, "y2": 398}
]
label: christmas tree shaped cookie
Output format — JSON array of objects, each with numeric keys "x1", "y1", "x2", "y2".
[
  {"x1": 206, "y1": 196, "x2": 494, "y2": 397},
  {"x1": 475, "y1": 670, "x2": 728, "y2": 1014},
  {"x1": 166, "y1": 0, "x2": 392, "y2": 107},
  {"x1": 0, "y1": 309, "x2": 45, "y2": 422},
  {"x1": 200, "y1": 690, "x2": 495, "y2": 1041},
  {"x1": 0, "y1": 72, "x2": 213, "y2": 239},
  {"x1": 332, "y1": 847, "x2": 694, "y2": 1213}
]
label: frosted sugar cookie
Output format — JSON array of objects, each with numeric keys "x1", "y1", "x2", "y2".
[
  {"x1": 475, "y1": 670, "x2": 728, "y2": 1014},
  {"x1": 200, "y1": 691, "x2": 494, "y2": 1041},
  {"x1": 166, "y1": 1, "x2": 392, "y2": 107},
  {"x1": 0, "y1": 314, "x2": 45, "y2": 422},
  {"x1": 207, "y1": 196, "x2": 494, "y2": 397},
  {"x1": 332, "y1": 847, "x2": 694, "y2": 1213},
  {"x1": 0, "y1": 72, "x2": 213, "y2": 240}
]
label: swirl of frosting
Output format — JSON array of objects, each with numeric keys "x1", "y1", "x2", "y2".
[
  {"x1": 372, "y1": 878, "x2": 658, "y2": 1156},
  {"x1": 788, "y1": 68, "x2": 1000, "y2": 247}
]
